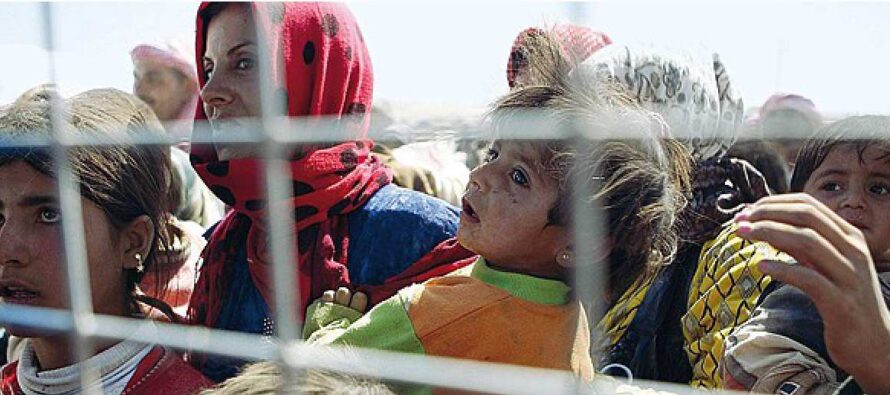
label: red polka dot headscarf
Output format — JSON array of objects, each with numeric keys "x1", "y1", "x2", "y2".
[
  {"x1": 187, "y1": 2, "x2": 392, "y2": 330},
  {"x1": 191, "y1": 2, "x2": 375, "y2": 163}
]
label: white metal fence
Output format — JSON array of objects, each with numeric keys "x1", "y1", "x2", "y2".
[{"x1": 0, "y1": 2, "x2": 837, "y2": 394}]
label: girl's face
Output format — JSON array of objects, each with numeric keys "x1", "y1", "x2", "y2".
[
  {"x1": 0, "y1": 161, "x2": 129, "y2": 336},
  {"x1": 803, "y1": 144, "x2": 890, "y2": 269},
  {"x1": 201, "y1": 3, "x2": 262, "y2": 161},
  {"x1": 457, "y1": 140, "x2": 569, "y2": 278}
]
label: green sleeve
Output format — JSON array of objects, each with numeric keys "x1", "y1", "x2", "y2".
[
  {"x1": 302, "y1": 286, "x2": 425, "y2": 355},
  {"x1": 302, "y1": 300, "x2": 364, "y2": 340}
]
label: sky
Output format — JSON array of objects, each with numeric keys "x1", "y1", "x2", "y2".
[{"x1": 1, "y1": 1, "x2": 889, "y2": 117}]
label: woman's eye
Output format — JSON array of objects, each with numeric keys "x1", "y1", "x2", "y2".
[
  {"x1": 235, "y1": 58, "x2": 255, "y2": 71},
  {"x1": 511, "y1": 168, "x2": 529, "y2": 186},
  {"x1": 821, "y1": 182, "x2": 841, "y2": 192},
  {"x1": 484, "y1": 148, "x2": 499, "y2": 163},
  {"x1": 202, "y1": 63, "x2": 214, "y2": 80},
  {"x1": 870, "y1": 183, "x2": 890, "y2": 196},
  {"x1": 38, "y1": 208, "x2": 60, "y2": 223}
]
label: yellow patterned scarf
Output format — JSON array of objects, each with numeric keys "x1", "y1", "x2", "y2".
[
  {"x1": 596, "y1": 223, "x2": 794, "y2": 389},
  {"x1": 597, "y1": 268, "x2": 659, "y2": 350}
]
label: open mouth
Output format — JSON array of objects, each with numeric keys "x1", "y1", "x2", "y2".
[
  {"x1": 461, "y1": 197, "x2": 480, "y2": 223},
  {"x1": 0, "y1": 281, "x2": 40, "y2": 305}
]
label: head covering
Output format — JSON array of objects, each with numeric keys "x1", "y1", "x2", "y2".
[
  {"x1": 187, "y1": 2, "x2": 392, "y2": 329},
  {"x1": 130, "y1": 40, "x2": 200, "y2": 144},
  {"x1": 573, "y1": 45, "x2": 762, "y2": 243},
  {"x1": 131, "y1": 39, "x2": 198, "y2": 84},
  {"x1": 744, "y1": 93, "x2": 822, "y2": 138},
  {"x1": 507, "y1": 25, "x2": 612, "y2": 89},
  {"x1": 573, "y1": 45, "x2": 744, "y2": 161},
  {"x1": 758, "y1": 93, "x2": 821, "y2": 125}
]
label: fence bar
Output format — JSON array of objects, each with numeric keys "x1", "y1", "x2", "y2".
[
  {"x1": 0, "y1": 3, "x2": 780, "y2": 392},
  {"x1": 0, "y1": 304, "x2": 579, "y2": 394},
  {"x1": 40, "y1": 3, "x2": 102, "y2": 395},
  {"x1": 250, "y1": 7, "x2": 303, "y2": 394},
  {"x1": 0, "y1": 301, "x2": 732, "y2": 394},
  {"x1": 568, "y1": 133, "x2": 608, "y2": 382}
]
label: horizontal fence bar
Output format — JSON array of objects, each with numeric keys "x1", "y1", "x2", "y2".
[
  {"x1": 0, "y1": 304, "x2": 728, "y2": 394},
  {"x1": 0, "y1": 116, "x2": 850, "y2": 149}
]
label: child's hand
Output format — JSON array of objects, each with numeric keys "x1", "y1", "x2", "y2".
[
  {"x1": 734, "y1": 193, "x2": 890, "y2": 395},
  {"x1": 320, "y1": 287, "x2": 368, "y2": 313}
]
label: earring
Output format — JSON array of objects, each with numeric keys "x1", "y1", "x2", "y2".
[
  {"x1": 557, "y1": 251, "x2": 573, "y2": 267},
  {"x1": 134, "y1": 253, "x2": 144, "y2": 273}
]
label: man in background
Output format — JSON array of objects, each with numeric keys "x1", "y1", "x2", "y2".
[
  {"x1": 131, "y1": 40, "x2": 224, "y2": 227},
  {"x1": 131, "y1": 40, "x2": 199, "y2": 150}
]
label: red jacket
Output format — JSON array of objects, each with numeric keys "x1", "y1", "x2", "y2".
[{"x1": 1, "y1": 346, "x2": 213, "y2": 395}]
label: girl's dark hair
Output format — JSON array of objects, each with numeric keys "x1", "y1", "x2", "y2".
[
  {"x1": 790, "y1": 115, "x2": 890, "y2": 192},
  {"x1": 727, "y1": 140, "x2": 790, "y2": 194},
  {"x1": 0, "y1": 86, "x2": 179, "y2": 319},
  {"x1": 487, "y1": 30, "x2": 692, "y2": 302}
]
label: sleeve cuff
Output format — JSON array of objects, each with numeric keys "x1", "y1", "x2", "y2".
[{"x1": 302, "y1": 301, "x2": 364, "y2": 340}]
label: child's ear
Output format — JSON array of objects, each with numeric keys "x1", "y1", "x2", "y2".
[
  {"x1": 119, "y1": 215, "x2": 155, "y2": 271},
  {"x1": 556, "y1": 236, "x2": 614, "y2": 268}
]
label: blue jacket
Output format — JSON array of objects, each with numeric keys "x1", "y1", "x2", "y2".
[{"x1": 201, "y1": 184, "x2": 460, "y2": 381}]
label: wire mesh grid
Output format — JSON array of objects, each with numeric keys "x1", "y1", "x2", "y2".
[{"x1": 0, "y1": 2, "x2": 788, "y2": 394}]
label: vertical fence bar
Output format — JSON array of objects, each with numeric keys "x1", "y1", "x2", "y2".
[
  {"x1": 565, "y1": 1, "x2": 608, "y2": 387},
  {"x1": 568, "y1": 131, "x2": 607, "y2": 388},
  {"x1": 254, "y1": 4, "x2": 300, "y2": 343},
  {"x1": 0, "y1": 3, "x2": 755, "y2": 394},
  {"x1": 251, "y1": 4, "x2": 302, "y2": 393},
  {"x1": 40, "y1": 3, "x2": 102, "y2": 395}
]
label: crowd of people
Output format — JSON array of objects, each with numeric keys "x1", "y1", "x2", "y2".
[{"x1": 0, "y1": 2, "x2": 888, "y2": 395}]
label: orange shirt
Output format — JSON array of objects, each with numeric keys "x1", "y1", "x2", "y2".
[{"x1": 304, "y1": 257, "x2": 594, "y2": 381}]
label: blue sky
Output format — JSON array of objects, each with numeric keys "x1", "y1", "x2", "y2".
[{"x1": 1, "y1": 1, "x2": 889, "y2": 116}]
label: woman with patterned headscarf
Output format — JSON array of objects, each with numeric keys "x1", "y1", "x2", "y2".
[
  {"x1": 186, "y1": 2, "x2": 474, "y2": 382},
  {"x1": 570, "y1": 45, "x2": 780, "y2": 388}
]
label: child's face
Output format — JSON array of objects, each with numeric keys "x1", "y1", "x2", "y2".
[
  {"x1": 458, "y1": 140, "x2": 568, "y2": 277},
  {"x1": 803, "y1": 144, "x2": 890, "y2": 267},
  {"x1": 0, "y1": 161, "x2": 129, "y2": 336}
]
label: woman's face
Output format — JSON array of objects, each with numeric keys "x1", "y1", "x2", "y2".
[
  {"x1": 201, "y1": 3, "x2": 263, "y2": 161},
  {"x1": 0, "y1": 161, "x2": 129, "y2": 337}
]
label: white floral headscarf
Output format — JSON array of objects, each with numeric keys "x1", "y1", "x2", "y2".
[{"x1": 573, "y1": 45, "x2": 744, "y2": 161}]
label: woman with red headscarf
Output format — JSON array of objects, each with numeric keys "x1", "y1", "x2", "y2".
[{"x1": 186, "y1": 2, "x2": 473, "y2": 381}]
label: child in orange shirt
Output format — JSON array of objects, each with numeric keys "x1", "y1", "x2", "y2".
[{"x1": 302, "y1": 36, "x2": 692, "y2": 382}]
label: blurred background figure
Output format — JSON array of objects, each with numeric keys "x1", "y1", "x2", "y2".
[
  {"x1": 369, "y1": 103, "x2": 470, "y2": 207},
  {"x1": 726, "y1": 139, "x2": 790, "y2": 194},
  {"x1": 746, "y1": 93, "x2": 823, "y2": 171},
  {"x1": 131, "y1": 40, "x2": 225, "y2": 228},
  {"x1": 131, "y1": 39, "x2": 199, "y2": 151}
]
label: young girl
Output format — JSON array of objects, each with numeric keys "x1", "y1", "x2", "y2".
[
  {"x1": 0, "y1": 87, "x2": 212, "y2": 394},
  {"x1": 506, "y1": 26, "x2": 766, "y2": 386},
  {"x1": 300, "y1": 35, "x2": 691, "y2": 384}
]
